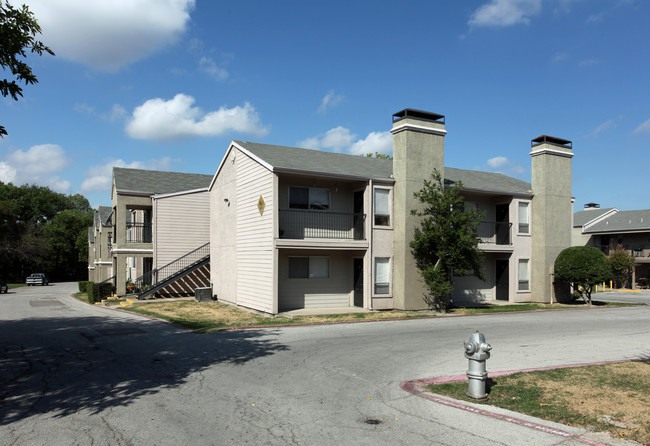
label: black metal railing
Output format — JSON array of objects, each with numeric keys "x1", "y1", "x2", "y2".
[
  {"x1": 279, "y1": 210, "x2": 366, "y2": 240},
  {"x1": 95, "y1": 275, "x2": 116, "y2": 301},
  {"x1": 477, "y1": 221, "x2": 512, "y2": 245},
  {"x1": 133, "y1": 242, "x2": 210, "y2": 295},
  {"x1": 126, "y1": 222, "x2": 152, "y2": 243}
]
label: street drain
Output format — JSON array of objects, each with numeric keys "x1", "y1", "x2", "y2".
[{"x1": 364, "y1": 418, "x2": 383, "y2": 425}]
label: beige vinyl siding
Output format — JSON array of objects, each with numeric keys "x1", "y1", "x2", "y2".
[
  {"x1": 235, "y1": 152, "x2": 275, "y2": 313},
  {"x1": 210, "y1": 149, "x2": 238, "y2": 304},
  {"x1": 278, "y1": 250, "x2": 354, "y2": 310},
  {"x1": 154, "y1": 191, "x2": 210, "y2": 269}
]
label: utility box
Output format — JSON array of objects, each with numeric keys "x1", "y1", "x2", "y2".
[{"x1": 195, "y1": 286, "x2": 213, "y2": 302}]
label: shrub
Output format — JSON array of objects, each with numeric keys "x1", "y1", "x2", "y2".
[
  {"x1": 78, "y1": 281, "x2": 91, "y2": 292},
  {"x1": 97, "y1": 282, "x2": 113, "y2": 300},
  {"x1": 609, "y1": 245, "x2": 635, "y2": 288},
  {"x1": 554, "y1": 246, "x2": 611, "y2": 304},
  {"x1": 87, "y1": 282, "x2": 96, "y2": 304}
]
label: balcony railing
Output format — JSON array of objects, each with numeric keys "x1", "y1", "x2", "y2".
[
  {"x1": 126, "y1": 222, "x2": 152, "y2": 243},
  {"x1": 477, "y1": 221, "x2": 512, "y2": 245},
  {"x1": 279, "y1": 210, "x2": 365, "y2": 240}
]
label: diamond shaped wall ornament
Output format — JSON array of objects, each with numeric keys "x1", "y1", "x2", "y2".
[{"x1": 258, "y1": 195, "x2": 265, "y2": 215}]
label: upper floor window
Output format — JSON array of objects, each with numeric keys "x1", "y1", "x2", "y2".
[
  {"x1": 289, "y1": 187, "x2": 329, "y2": 210},
  {"x1": 518, "y1": 202, "x2": 530, "y2": 234},
  {"x1": 374, "y1": 188, "x2": 390, "y2": 226}
]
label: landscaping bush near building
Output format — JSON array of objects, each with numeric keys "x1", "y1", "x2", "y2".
[
  {"x1": 609, "y1": 245, "x2": 635, "y2": 288},
  {"x1": 554, "y1": 246, "x2": 611, "y2": 304},
  {"x1": 86, "y1": 282, "x2": 96, "y2": 304},
  {"x1": 78, "y1": 281, "x2": 91, "y2": 293}
]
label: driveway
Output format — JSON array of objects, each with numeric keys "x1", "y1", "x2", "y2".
[{"x1": 1, "y1": 283, "x2": 647, "y2": 445}]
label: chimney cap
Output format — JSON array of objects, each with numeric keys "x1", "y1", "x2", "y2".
[
  {"x1": 393, "y1": 108, "x2": 445, "y2": 124},
  {"x1": 584, "y1": 202, "x2": 600, "y2": 209},
  {"x1": 531, "y1": 135, "x2": 572, "y2": 149}
]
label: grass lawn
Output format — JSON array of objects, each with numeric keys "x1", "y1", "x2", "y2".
[
  {"x1": 427, "y1": 361, "x2": 650, "y2": 445},
  {"x1": 8, "y1": 283, "x2": 27, "y2": 289},
  {"x1": 120, "y1": 299, "x2": 635, "y2": 333}
]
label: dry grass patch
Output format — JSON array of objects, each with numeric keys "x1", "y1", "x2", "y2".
[{"x1": 429, "y1": 361, "x2": 650, "y2": 444}]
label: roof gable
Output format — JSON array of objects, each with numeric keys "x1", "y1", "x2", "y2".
[{"x1": 583, "y1": 209, "x2": 650, "y2": 233}]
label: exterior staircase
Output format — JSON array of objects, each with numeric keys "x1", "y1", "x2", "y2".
[{"x1": 135, "y1": 243, "x2": 210, "y2": 300}]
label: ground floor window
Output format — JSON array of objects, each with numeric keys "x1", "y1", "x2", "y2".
[
  {"x1": 374, "y1": 257, "x2": 390, "y2": 294},
  {"x1": 288, "y1": 256, "x2": 330, "y2": 279},
  {"x1": 518, "y1": 259, "x2": 529, "y2": 291}
]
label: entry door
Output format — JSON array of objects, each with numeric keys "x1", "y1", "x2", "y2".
[
  {"x1": 495, "y1": 260, "x2": 509, "y2": 301},
  {"x1": 353, "y1": 258, "x2": 364, "y2": 307}
]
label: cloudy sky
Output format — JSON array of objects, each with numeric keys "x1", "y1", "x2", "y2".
[{"x1": 1, "y1": 0, "x2": 648, "y2": 210}]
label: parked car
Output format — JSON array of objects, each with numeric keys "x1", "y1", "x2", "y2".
[
  {"x1": 0, "y1": 279, "x2": 7, "y2": 294},
  {"x1": 26, "y1": 273, "x2": 49, "y2": 286}
]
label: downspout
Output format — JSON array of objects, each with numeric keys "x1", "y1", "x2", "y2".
[{"x1": 368, "y1": 179, "x2": 373, "y2": 311}]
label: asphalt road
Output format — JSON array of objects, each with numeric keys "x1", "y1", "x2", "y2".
[{"x1": 1, "y1": 283, "x2": 648, "y2": 445}]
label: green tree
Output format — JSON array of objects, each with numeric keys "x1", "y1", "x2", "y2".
[
  {"x1": 409, "y1": 169, "x2": 485, "y2": 311},
  {"x1": 554, "y1": 246, "x2": 611, "y2": 305},
  {"x1": 0, "y1": 1, "x2": 54, "y2": 137},
  {"x1": 609, "y1": 245, "x2": 635, "y2": 288}
]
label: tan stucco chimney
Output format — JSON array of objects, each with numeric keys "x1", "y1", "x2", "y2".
[
  {"x1": 391, "y1": 109, "x2": 447, "y2": 310},
  {"x1": 530, "y1": 135, "x2": 573, "y2": 303}
]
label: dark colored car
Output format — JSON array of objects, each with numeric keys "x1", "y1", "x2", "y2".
[
  {"x1": 26, "y1": 273, "x2": 49, "y2": 286},
  {"x1": 0, "y1": 279, "x2": 7, "y2": 294}
]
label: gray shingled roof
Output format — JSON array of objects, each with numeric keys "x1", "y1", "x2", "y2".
[
  {"x1": 237, "y1": 141, "x2": 393, "y2": 180},
  {"x1": 583, "y1": 210, "x2": 650, "y2": 233},
  {"x1": 113, "y1": 167, "x2": 213, "y2": 195},
  {"x1": 236, "y1": 140, "x2": 532, "y2": 195},
  {"x1": 573, "y1": 208, "x2": 616, "y2": 227},
  {"x1": 98, "y1": 206, "x2": 112, "y2": 226}
]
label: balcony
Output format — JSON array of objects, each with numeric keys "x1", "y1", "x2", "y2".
[
  {"x1": 477, "y1": 221, "x2": 512, "y2": 246},
  {"x1": 279, "y1": 210, "x2": 365, "y2": 240},
  {"x1": 126, "y1": 222, "x2": 152, "y2": 243}
]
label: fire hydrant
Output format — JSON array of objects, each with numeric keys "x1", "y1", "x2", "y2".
[{"x1": 464, "y1": 331, "x2": 492, "y2": 400}]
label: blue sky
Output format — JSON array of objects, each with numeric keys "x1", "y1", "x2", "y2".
[{"x1": 1, "y1": 0, "x2": 648, "y2": 211}]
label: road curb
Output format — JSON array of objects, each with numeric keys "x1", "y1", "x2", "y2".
[{"x1": 401, "y1": 359, "x2": 649, "y2": 446}]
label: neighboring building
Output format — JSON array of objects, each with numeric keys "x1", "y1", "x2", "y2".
[
  {"x1": 88, "y1": 206, "x2": 113, "y2": 283},
  {"x1": 209, "y1": 109, "x2": 574, "y2": 314},
  {"x1": 110, "y1": 167, "x2": 213, "y2": 296},
  {"x1": 573, "y1": 203, "x2": 650, "y2": 288}
]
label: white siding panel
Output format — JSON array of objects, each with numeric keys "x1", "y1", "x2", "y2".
[
  {"x1": 154, "y1": 191, "x2": 210, "y2": 268},
  {"x1": 236, "y1": 153, "x2": 275, "y2": 313}
]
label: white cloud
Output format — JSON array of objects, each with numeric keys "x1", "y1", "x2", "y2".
[
  {"x1": 81, "y1": 157, "x2": 174, "y2": 193},
  {"x1": 106, "y1": 104, "x2": 128, "y2": 122},
  {"x1": 591, "y1": 119, "x2": 616, "y2": 136},
  {"x1": 317, "y1": 90, "x2": 344, "y2": 114},
  {"x1": 1, "y1": 144, "x2": 70, "y2": 192},
  {"x1": 469, "y1": 0, "x2": 542, "y2": 27},
  {"x1": 73, "y1": 102, "x2": 94, "y2": 115},
  {"x1": 28, "y1": 0, "x2": 195, "y2": 71},
  {"x1": 0, "y1": 161, "x2": 17, "y2": 183},
  {"x1": 578, "y1": 58, "x2": 599, "y2": 66},
  {"x1": 298, "y1": 127, "x2": 356, "y2": 153},
  {"x1": 487, "y1": 156, "x2": 509, "y2": 168},
  {"x1": 125, "y1": 94, "x2": 269, "y2": 141},
  {"x1": 199, "y1": 57, "x2": 229, "y2": 81},
  {"x1": 552, "y1": 52, "x2": 568, "y2": 63},
  {"x1": 348, "y1": 132, "x2": 392, "y2": 156},
  {"x1": 633, "y1": 118, "x2": 650, "y2": 134}
]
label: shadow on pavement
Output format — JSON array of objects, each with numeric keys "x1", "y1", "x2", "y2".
[{"x1": 0, "y1": 315, "x2": 288, "y2": 424}]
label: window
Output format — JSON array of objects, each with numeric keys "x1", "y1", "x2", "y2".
[
  {"x1": 288, "y1": 256, "x2": 329, "y2": 279},
  {"x1": 518, "y1": 259, "x2": 529, "y2": 291},
  {"x1": 374, "y1": 188, "x2": 390, "y2": 226},
  {"x1": 289, "y1": 187, "x2": 329, "y2": 210},
  {"x1": 374, "y1": 257, "x2": 390, "y2": 294},
  {"x1": 518, "y1": 202, "x2": 530, "y2": 234}
]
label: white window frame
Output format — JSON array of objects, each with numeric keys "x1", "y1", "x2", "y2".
[
  {"x1": 288, "y1": 256, "x2": 330, "y2": 279},
  {"x1": 373, "y1": 187, "x2": 392, "y2": 227},
  {"x1": 518, "y1": 258, "x2": 530, "y2": 292},
  {"x1": 374, "y1": 257, "x2": 391, "y2": 295},
  {"x1": 518, "y1": 201, "x2": 530, "y2": 235},
  {"x1": 289, "y1": 186, "x2": 330, "y2": 211}
]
